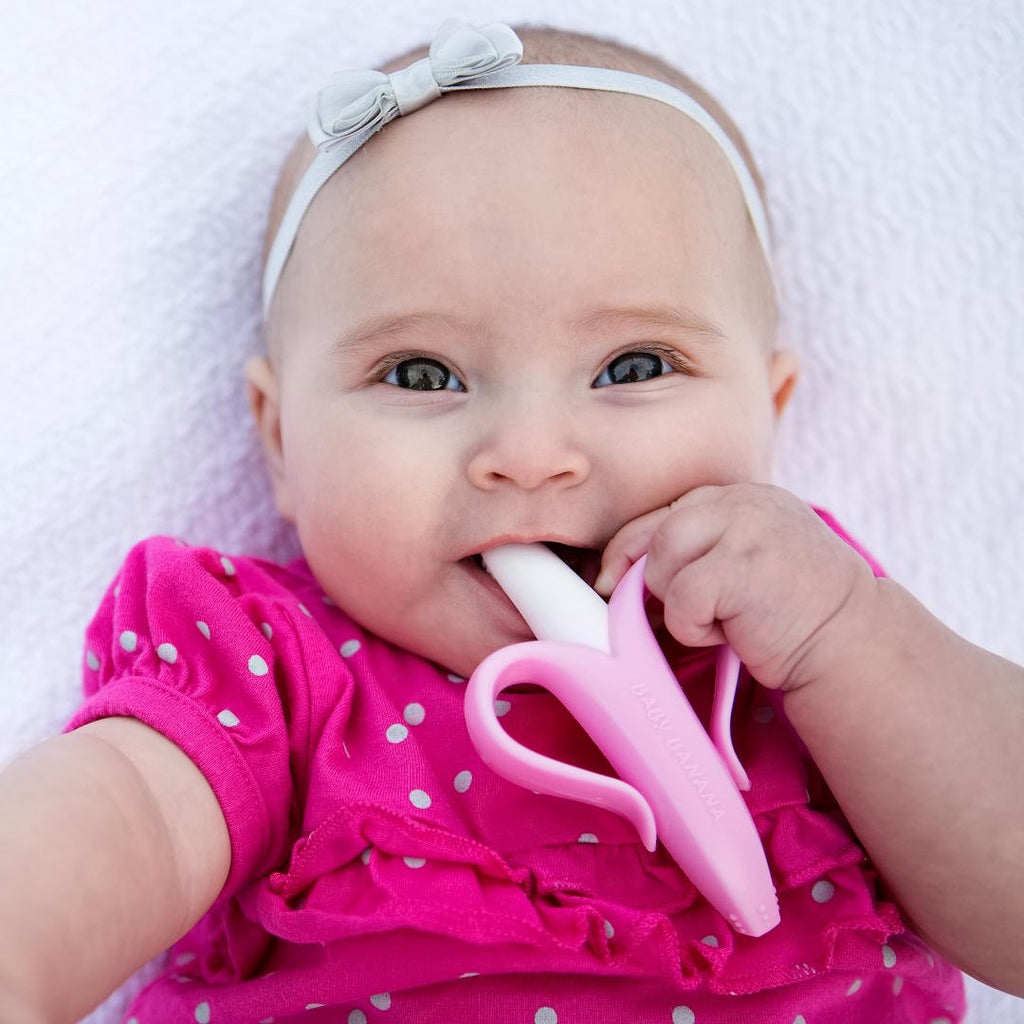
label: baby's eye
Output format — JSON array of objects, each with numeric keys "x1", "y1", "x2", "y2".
[
  {"x1": 383, "y1": 357, "x2": 465, "y2": 392},
  {"x1": 592, "y1": 351, "x2": 673, "y2": 388}
]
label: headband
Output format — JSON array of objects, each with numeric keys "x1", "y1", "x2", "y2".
[{"x1": 262, "y1": 19, "x2": 772, "y2": 318}]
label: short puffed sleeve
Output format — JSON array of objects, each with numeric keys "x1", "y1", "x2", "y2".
[{"x1": 66, "y1": 536, "x2": 355, "y2": 900}]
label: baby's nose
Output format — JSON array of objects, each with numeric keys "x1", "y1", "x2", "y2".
[{"x1": 466, "y1": 398, "x2": 591, "y2": 492}]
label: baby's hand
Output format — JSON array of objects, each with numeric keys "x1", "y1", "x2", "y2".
[{"x1": 595, "y1": 484, "x2": 877, "y2": 691}]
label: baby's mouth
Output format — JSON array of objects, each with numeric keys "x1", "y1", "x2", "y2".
[
  {"x1": 470, "y1": 542, "x2": 603, "y2": 590},
  {"x1": 541, "y1": 542, "x2": 603, "y2": 588}
]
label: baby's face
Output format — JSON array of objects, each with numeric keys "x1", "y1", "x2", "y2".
[{"x1": 253, "y1": 89, "x2": 796, "y2": 677}]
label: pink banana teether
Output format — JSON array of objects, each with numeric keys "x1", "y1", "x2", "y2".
[{"x1": 464, "y1": 543, "x2": 779, "y2": 937}]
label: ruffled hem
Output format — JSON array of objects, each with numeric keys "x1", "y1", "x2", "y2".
[{"x1": 202, "y1": 795, "x2": 917, "y2": 995}]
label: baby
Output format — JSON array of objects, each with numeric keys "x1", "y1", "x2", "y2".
[{"x1": 1, "y1": 18, "x2": 1021, "y2": 1023}]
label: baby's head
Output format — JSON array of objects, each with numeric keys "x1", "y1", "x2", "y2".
[{"x1": 248, "y1": 20, "x2": 798, "y2": 676}]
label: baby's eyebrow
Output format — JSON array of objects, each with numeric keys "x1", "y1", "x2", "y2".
[
  {"x1": 331, "y1": 303, "x2": 724, "y2": 355},
  {"x1": 571, "y1": 304, "x2": 726, "y2": 341},
  {"x1": 332, "y1": 311, "x2": 483, "y2": 355}
]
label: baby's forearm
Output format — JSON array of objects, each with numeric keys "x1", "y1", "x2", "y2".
[
  {"x1": 0, "y1": 721, "x2": 228, "y2": 1021},
  {"x1": 0, "y1": 731, "x2": 176, "y2": 1020},
  {"x1": 783, "y1": 577, "x2": 1024, "y2": 994}
]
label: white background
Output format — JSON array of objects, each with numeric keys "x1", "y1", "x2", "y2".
[{"x1": 1, "y1": 0, "x2": 1021, "y2": 1020}]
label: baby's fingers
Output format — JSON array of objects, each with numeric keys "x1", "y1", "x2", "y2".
[
  {"x1": 642, "y1": 489, "x2": 732, "y2": 600},
  {"x1": 595, "y1": 486, "x2": 726, "y2": 596},
  {"x1": 594, "y1": 505, "x2": 673, "y2": 595},
  {"x1": 658, "y1": 551, "x2": 729, "y2": 649}
]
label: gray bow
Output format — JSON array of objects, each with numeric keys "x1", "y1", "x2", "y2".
[{"x1": 309, "y1": 19, "x2": 523, "y2": 151}]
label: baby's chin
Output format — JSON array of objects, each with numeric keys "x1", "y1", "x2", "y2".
[
  {"x1": 430, "y1": 632, "x2": 528, "y2": 682},
  {"x1": 400, "y1": 620, "x2": 531, "y2": 681}
]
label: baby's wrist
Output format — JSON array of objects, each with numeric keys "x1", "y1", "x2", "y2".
[{"x1": 781, "y1": 565, "x2": 886, "y2": 695}]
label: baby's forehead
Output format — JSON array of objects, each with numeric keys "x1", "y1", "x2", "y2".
[
  {"x1": 264, "y1": 85, "x2": 776, "y2": 353},
  {"x1": 267, "y1": 85, "x2": 750, "y2": 271}
]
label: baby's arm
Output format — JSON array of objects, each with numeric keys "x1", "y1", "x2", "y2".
[
  {"x1": 0, "y1": 717, "x2": 230, "y2": 1022},
  {"x1": 598, "y1": 484, "x2": 1024, "y2": 995}
]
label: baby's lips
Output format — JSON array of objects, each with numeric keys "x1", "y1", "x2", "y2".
[{"x1": 474, "y1": 539, "x2": 606, "y2": 590}]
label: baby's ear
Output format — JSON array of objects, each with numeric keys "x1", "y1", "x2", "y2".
[
  {"x1": 769, "y1": 348, "x2": 799, "y2": 417},
  {"x1": 245, "y1": 356, "x2": 296, "y2": 522}
]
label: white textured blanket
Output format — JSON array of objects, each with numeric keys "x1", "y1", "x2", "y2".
[{"x1": 1, "y1": 1, "x2": 1020, "y2": 1020}]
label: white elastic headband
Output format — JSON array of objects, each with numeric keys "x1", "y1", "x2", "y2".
[{"x1": 263, "y1": 19, "x2": 772, "y2": 318}]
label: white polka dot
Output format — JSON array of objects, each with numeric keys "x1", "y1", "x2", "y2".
[
  {"x1": 299, "y1": 603, "x2": 312, "y2": 617},
  {"x1": 701, "y1": 934, "x2": 719, "y2": 947},
  {"x1": 196, "y1": 621, "x2": 211, "y2": 639},
  {"x1": 409, "y1": 788, "x2": 432, "y2": 809},
  {"x1": 811, "y1": 880, "x2": 835, "y2": 903},
  {"x1": 494, "y1": 698, "x2": 511, "y2": 717},
  {"x1": 459, "y1": 972, "x2": 480, "y2": 978},
  {"x1": 175, "y1": 952, "x2": 196, "y2": 966},
  {"x1": 340, "y1": 639, "x2": 361, "y2": 657},
  {"x1": 578, "y1": 833, "x2": 599, "y2": 844},
  {"x1": 672, "y1": 1008, "x2": 696, "y2": 1024},
  {"x1": 128, "y1": 1019, "x2": 139, "y2": 1024},
  {"x1": 386, "y1": 724, "x2": 409, "y2": 743},
  {"x1": 369, "y1": 993, "x2": 391, "y2": 1010},
  {"x1": 217, "y1": 709, "x2": 240, "y2": 727},
  {"x1": 535, "y1": 1008, "x2": 557, "y2": 1024},
  {"x1": 893, "y1": 975, "x2": 904, "y2": 995},
  {"x1": 360, "y1": 846, "x2": 372, "y2": 865},
  {"x1": 453, "y1": 770, "x2": 473, "y2": 793},
  {"x1": 403, "y1": 702, "x2": 425, "y2": 725},
  {"x1": 846, "y1": 979, "x2": 862, "y2": 995},
  {"x1": 119, "y1": 630, "x2": 137, "y2": 652},
  {"x1": 260, "y1": 1019, "x2": 275, "y2": 1024},
  {"x1": 603, "y1": 919, "x2": 614, "y2": 939},
  {"x1": 794, "y1": 1016, "x2": 807, "y2": 1024},
  {"x1": 260, "y1": 622, "x2": 273, "y2": 639},
  {"x1": 86, "y1": 651, "x2": 100, "y2": 671},
  {"x1": 928, "y1": 1018, "x2": 952, "y2": 1024},
  {"x1": 220, "y1": 556, "x2": 236, "y2": 576},
  {"x1": 157, "y1": 643, "x2": 178, "y2": 664},
  {"x1": 447, "y1": 672, "x2": 465, "y2": 683},
  {"x1": 305, "y1": 1005, "x2": 324, "y2": 1011},
  {"x1": 248, "y1": 654, "x2": 269, "y2": 676},
  {"x1": 322, "y1": 595, "x2": 336, "y2": 607},
  {"x1": 882, "y1": 943, "x2": 897, "y2": 968},
  {"x1": 403, "y1": 856, "x2": 426, "y2": 869},
  {"x1": 753, "y1": 705, "x2": 774, "y2": 723},
  {"x1": 348, "y1": 1012, "x2": 368, "y2": 1024},
  {"x1": 194, "y1": 1003, "x2": 211, "y2": 1024}
]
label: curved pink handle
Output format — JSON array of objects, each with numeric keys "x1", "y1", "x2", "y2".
[
  {"x1": 464, "y1": 640, "x2": 658, "y2": 850},
  {"x1": 713, "y1": 646, "x2": 749, "y2": 791}
]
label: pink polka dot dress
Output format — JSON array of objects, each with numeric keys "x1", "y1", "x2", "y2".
[{"x1": 67, "y1": 512, "x2": 965, "y2": 1022}]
